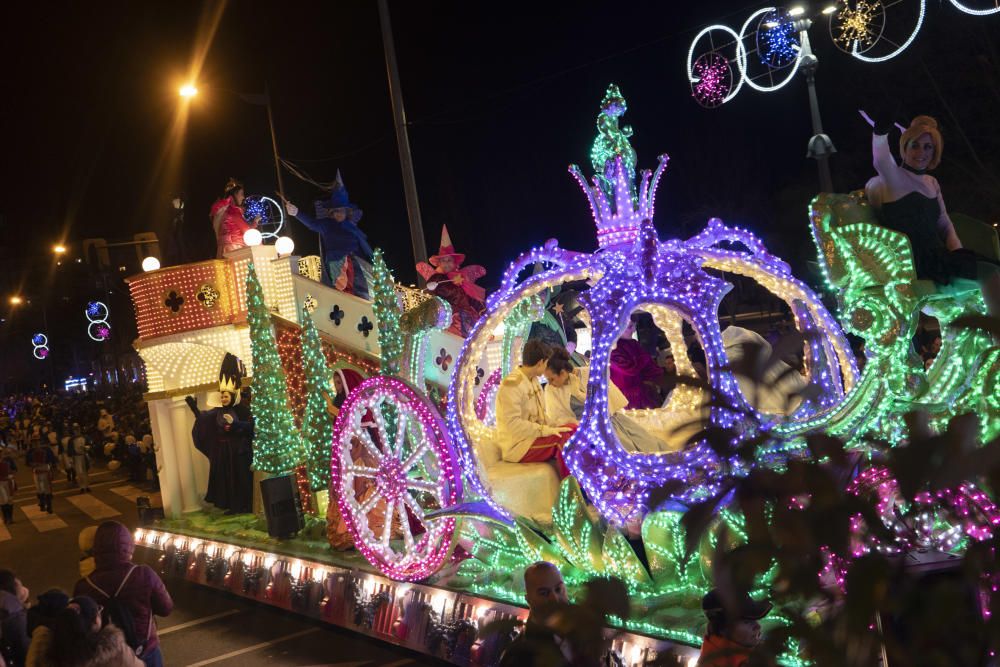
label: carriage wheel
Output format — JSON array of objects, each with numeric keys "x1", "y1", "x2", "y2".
[
  {"x1": 331, "y1": 376, "x2": 462, "y2": 581},
  {"x1": 827, "y1": 467, "x2": 1000, "y2": 599}
]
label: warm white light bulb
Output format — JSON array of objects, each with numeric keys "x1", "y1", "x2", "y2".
[
  {"x1": 788, "y1": 6, "x2": 806, "y2": 16},
  {"x1": 275, "y1": 235, "x2": 295, "y2": 256},
  {"x1": 142, "y1": 256, "x2": 161, "y2": 272},
  {"x1": 243, "y1": 229, "x2": 263, "y2": 247}
]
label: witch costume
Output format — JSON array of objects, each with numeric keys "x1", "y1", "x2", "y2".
[
  {"x1": 416, "y1": 225, "x2": 487, "y2": 337},
  {"x1": 188, "y1": 355, "x2": 254, "y2": 514},
  {"x1": 288, "y1": 171, "x2": 373, "y2": 298}
]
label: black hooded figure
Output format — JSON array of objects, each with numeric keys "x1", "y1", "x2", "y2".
[{"x1": 186, "y1": 354, "x2": 254, "y2": 514}]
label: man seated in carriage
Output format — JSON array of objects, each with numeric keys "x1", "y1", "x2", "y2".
[{"x1": 495, "y1": 339, "x2": 575, "y2": 476}]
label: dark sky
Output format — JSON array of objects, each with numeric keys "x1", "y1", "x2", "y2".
[{"x1": 2, "y1": 1, "x2": 999, "y2": 332}]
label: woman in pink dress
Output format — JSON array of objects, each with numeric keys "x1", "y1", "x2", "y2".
[
  {"x1": 210, "y1": 178, "x2": 259, "y2": 258},
  {"x1": 610, "y1": 316, "x2": 664, "y2": 409}
]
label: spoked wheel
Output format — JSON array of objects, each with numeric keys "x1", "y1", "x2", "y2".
[
  {"x1": 825, "y1": 467, "x2": 1000, "y2": 598},
  {"x1": 331, "y1": 376, "x2": 462, "y2": 581}
]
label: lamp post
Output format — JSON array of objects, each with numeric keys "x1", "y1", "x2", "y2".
[
  {"x1": 792, "y1": 7, "x2": 836, "y2": 192},
  {"x1": 178, "y1": 83, "x2": 287, "y2": 200}
]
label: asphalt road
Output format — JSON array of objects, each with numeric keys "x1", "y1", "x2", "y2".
[{"x1": 1, "y1": 457, "x2": 437, "y2": 666}]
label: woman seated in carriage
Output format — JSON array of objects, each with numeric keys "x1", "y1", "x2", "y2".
[{"x1": 862, "y1": 112, "x2": 1000, "y2": 317}]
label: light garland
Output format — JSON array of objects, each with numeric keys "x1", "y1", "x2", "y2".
[{"x1": 85, "y1": 301, "x2": 111, "y2": 342}]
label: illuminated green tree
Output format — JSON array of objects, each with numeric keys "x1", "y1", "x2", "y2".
[
  {"x1": 300, "y1": 305, "x2": 333, "y2": 491},
  {"x1": 246, "y1": 263, "x2": 303, "y2": 473},
  {"x1": 370, "y1": 248, "x2": 403, "y2": 376}
]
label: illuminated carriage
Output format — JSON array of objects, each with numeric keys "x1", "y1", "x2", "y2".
[{"x1": 329, "y1": 143, "x2": 871, "y2": 581}]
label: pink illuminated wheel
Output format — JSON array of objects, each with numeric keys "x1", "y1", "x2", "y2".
[
  {"x1": 331, "y1": 376, "x2": 462, "y2": 581},
  {"x1": 826, "y1": 467, "x2": 1000, "y2": 593}
]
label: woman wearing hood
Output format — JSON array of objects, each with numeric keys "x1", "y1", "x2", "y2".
[{"x1": 72, "y1": 522, "x2": 173, "y2": 667}]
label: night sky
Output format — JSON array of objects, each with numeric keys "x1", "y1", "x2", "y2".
[{"x1": 2, "y1": 1, "x2": 999, "y2": 385}]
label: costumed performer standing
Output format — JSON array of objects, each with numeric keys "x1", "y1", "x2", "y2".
[
  {"x1": 186, "y1": 354, "x2": 254, "y2": 514},
  {"x1": 544, "y1": 347, "x2": 665, "y2": 453},
  {"x1": 284, "y1": 171, "x2": 373, "y2": 298},
  {"x1": 0, "y1": 448, "x2": 17, "y2": 524},
  {"x1": 610, "y1": 314, "x2": 664, "y2": 409},
  {"x1": 27, "y1": 439, "x2": 57, "y2": 514},
  {"x1": 210, "y1": 178, "x2": 260, "y2": 258},
  {"x1": 495, "y1": 340, "x2": 576, "y2": 477},
  {"x1": 862, "y1": 111, "x2": 1000, "y2": 317},
  {"x1": 416, "y1": 226, "x2": 487, "y2": 337}
]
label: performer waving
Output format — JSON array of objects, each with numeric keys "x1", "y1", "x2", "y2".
[{"x1": 861, "y1": 111, "x2": 1000, "y2": 316}]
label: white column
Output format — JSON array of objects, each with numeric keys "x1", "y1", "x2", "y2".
[
  {"x1": 148, "y1": 399, "x2": 183, "y2": 518},
  {"x1": 169, "y1": 396, "x2": 203, "y2": 512}
]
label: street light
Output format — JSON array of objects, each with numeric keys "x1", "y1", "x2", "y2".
[
  {"x1": 179, "y1": 84, "x2": 198, "y2": 98},
  {"x1": 9, "y1": 295, "x2": 23, "y2": 306},
  {"x1": 53, "y1": 244, "x2": 67, "y2": 255}
]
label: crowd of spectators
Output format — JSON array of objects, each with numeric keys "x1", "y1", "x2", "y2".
[{"x1": 0, "y1": 388, "x2": 158, "y2": 497}]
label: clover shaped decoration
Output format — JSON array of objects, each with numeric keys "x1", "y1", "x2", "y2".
[
  {"x1": 164, "y1": 290, "x2": 185, "y2": 314},
  {"x1": 303, "y1": 294, "x2": 318, "y2": 314},
  {"x1": 329, "y1": 304, "x2": 345, "y2": 326},
  {"x1": 435, "y1": 348, "x2": 453, "y2": 371},
  {"x1": 357, "y1": 315, "x2": 374, "y2": 337},
  {"x1": 196, "y1": 284, "x2": 220, "y2": 308}
]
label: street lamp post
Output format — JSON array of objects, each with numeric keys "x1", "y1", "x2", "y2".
[{"x1": 794, "y1": 14, "x2": 836, "y2": 193}]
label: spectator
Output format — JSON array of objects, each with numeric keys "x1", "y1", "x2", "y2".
[
  {"x1": 25, "y1": 589, "x2": 69, "y2": 667},
  {"x1": 498, "y1": 562, "x2": 571, "y2": 667},
  {"x1": 73, "y1": 521, "x2": 172, "y2": 667},
  {"x1": 0, "y1": 571, "x2": 30, "y2": 667},
  {"x1": 96, "y1": 410, "x2": 114, "y2": 441},
  {"x1": 697, "y1": 589, "x2": 771, "y2": 667},
  {"x1": 46, "y1": 596, "x2": 143, "y2": 667}
]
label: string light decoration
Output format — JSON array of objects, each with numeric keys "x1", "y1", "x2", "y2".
[
  {"x1": 32, "y1": 333, "x2": 49, "y2": 360},
  {"x1": 370, "y1": 249, "x2": 404, "y2": 376},
  {"x1": 948, "y1": 0, "x2": 1000, "y2": 15},
  {"x1": 829, "y1": 0, "x2": 884, "y2": 53},
  {"x1": 757, "y1": 9, "x2": 800, "y2": 68},
  {"x1": 243, "y1": 195, "x2": 285, "y2": 240},
  {"x1": 691, "y1": 52, "x2": 732, "y2": 108},
  {"x1": 85, "y1": 301, "x2": 111, "y2": 342},
  {"x1": 809, "y1": 192, "x2": 997, "y2": 443},
  {"x1": 330, "y1": 376, "x2": 461, "y2": 581},
  {"x1": 300, "y1": 306, "x2": 334, "y2": 492},
  {"x1": 246, "y1": 262, "x2": 304, "y2": 474}
]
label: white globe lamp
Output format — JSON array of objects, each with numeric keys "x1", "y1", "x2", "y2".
[
  {"x1": 275, "y1": 236, "x2": 295, "y2": 257},
  {"x1": 243, "y1": 228, "x2": 263, "y2": 247},
  {"x1": 141, "y1": 256, "x2": 161, "y2": 272}
]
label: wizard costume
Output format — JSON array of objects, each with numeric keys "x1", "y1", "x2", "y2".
[
  {"x1": 188, "y1": 354, "x2": 254, "y2": 514},
  {"x1": 290, "y1": 171, "x2": 373, "y2": 298},
  {"x1": 416, "y1": 225, "x2": 487, "y2": 337}
]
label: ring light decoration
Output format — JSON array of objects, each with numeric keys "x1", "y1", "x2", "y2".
[
  {"x1": 687, "y1": 25, "x2": 746, "y2": 108},
  {"x1": 85, "y1": 301, "x2": 111, "y2": 342},
  {"x1": 243, "y1": 195, "x2": 285, "y2": 240},
  {"x1": 948, "y1": 0, "x2": 1000, "y2": 15},
  {"x1": 687, "y1": 7, "x2": 803, "y2": 108},
  {"x1": 830, "y1": 0, "x2": 925, "y2": 63},
  {"x1": 32, "y1": 333, "x2": 49, "y2": 360}
]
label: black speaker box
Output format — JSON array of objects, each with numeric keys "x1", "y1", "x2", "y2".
[{"x1": 259, "y1": 475, "x2": 304, "y2": 538}]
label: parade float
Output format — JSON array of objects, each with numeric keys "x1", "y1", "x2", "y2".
[{"x1": 125, "y1": 86, "x2": 999, "y2": 665}]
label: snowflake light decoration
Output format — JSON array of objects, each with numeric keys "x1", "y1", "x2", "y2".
[
  {"x1": 85, "y1": 301, "x2": 111, "y2": 342},
  {"x1": 691, "y1": 52, "x2": 732, "y2": 108},
  {"x1": 831, "y1": 0, "x2": 882, "y2": 51},
  {"x1": 757, "y1": 10, "x2": 800, "y2": 69}
]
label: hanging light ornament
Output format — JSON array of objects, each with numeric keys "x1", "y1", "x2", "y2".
[
  {"x1": 85, "y1": 301, "x2": 111, "y2": 342},
  {"x1": 691, "y1": 52, "x2": 733, "y2": 108}
]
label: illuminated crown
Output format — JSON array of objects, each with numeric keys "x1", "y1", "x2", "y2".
[{"x1": 569, "y1": 153, "x2": 669, "y2": 249}]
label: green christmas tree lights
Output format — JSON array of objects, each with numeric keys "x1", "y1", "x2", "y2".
[
  {"x1": 246, "y1": 262, "x2": 304, "y2": 474},
  {"x1": 299, "y1": 304, "x2": 333, "y2": 491},
  {"x1": 370, "y1": 248, "x2": 404, "y2": 377}
]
